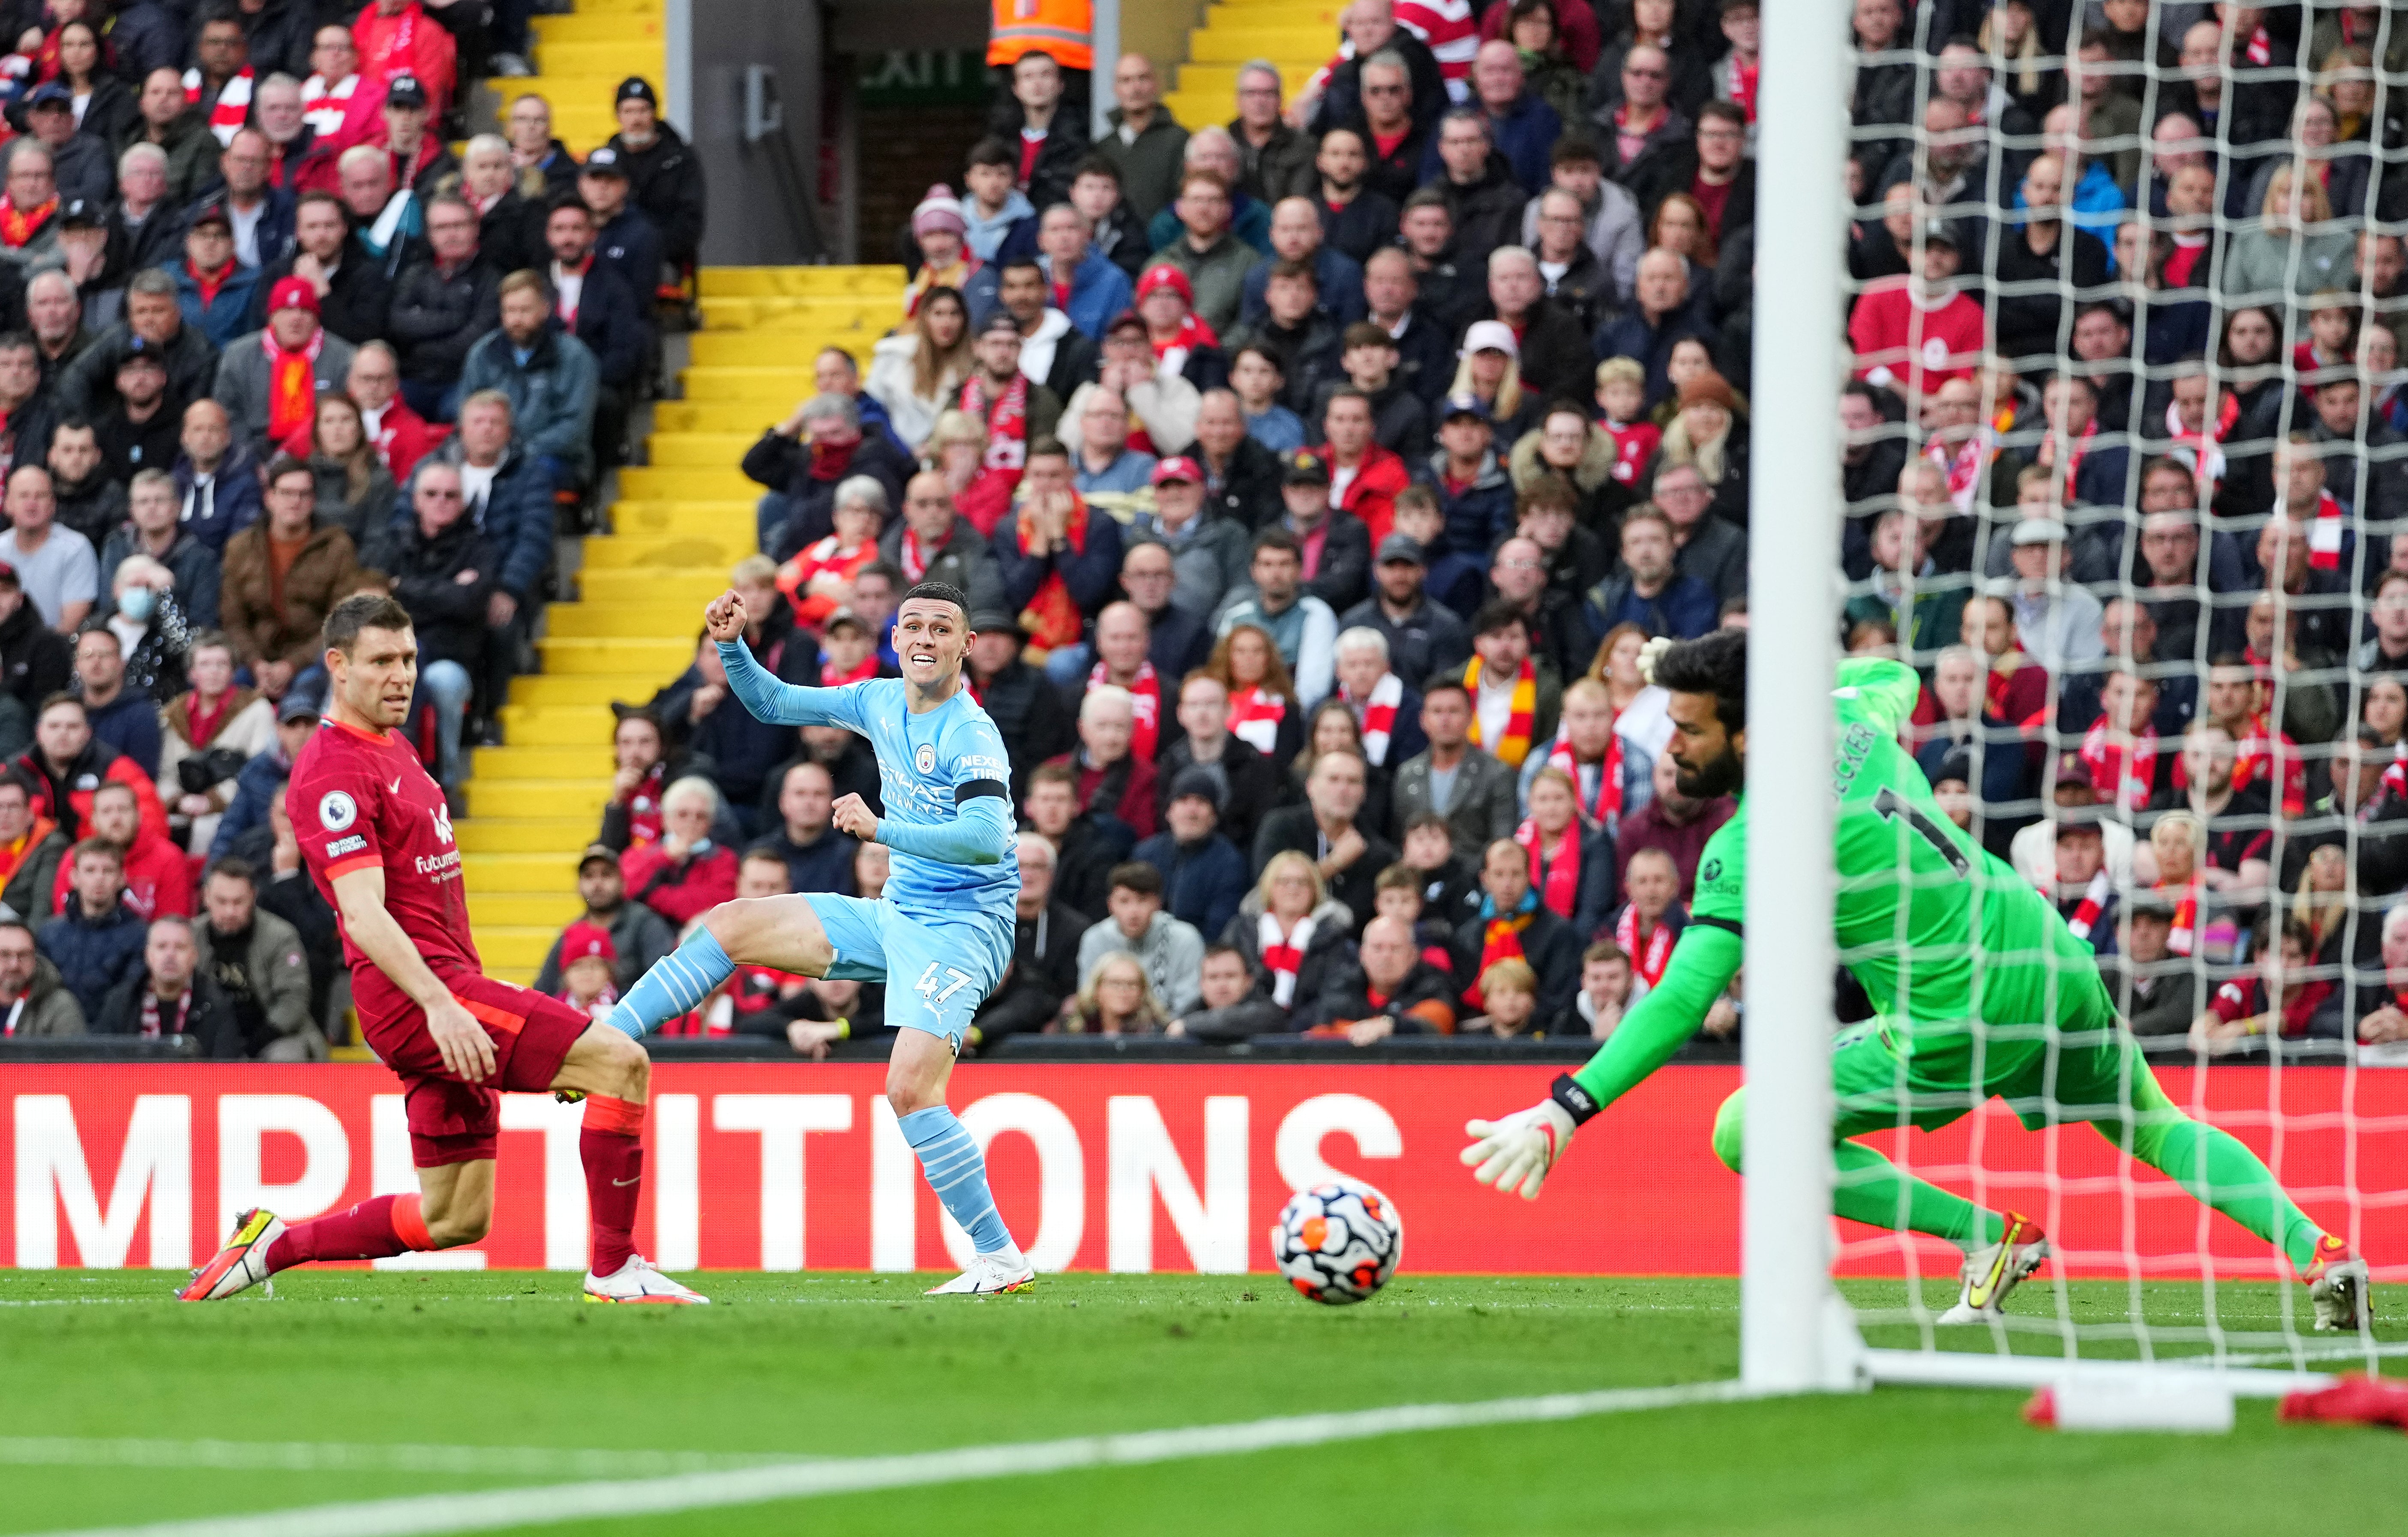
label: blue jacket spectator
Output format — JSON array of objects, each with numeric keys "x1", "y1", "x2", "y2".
[
  {"x1": 1421, "y1": 445, "x2": 1516, "y2": 555},
  {"x1": 39, "y1": 887, "x2": 148, "y2": 1020},
  {"x1": 84, "y1": 691, "x2": 161, "y2": 779},
  {"x1": 420, "y1": 430, "x2": 555, "y2": 609},
  {"x1": 1043, "y1": 246, "x2": 1134, "y2": 342},
  {"x1": 1421, "y1": 90, "x2": 1563, "y2": 197},
  {"x1": 458, "y1": 313, "x2": 602, "y2": 488},
  {"x1": 1147, "y1": 192, "x2": 1272, "y2": 258},
  {"x1": 590, "y1": 202, "x2": 662, "y2": 317},
  {"x1": 1586, "y1": 568, "x2": 1718, "y2": 640},
  {"x1": 208, "y1": 732, "x2": 299, "y2": 863},
  {"x1": 561, "y1": 252, "x2": 650, "y2": 394},
  {"x1": 1134, "y1": 826, "x2": 1249, "y2": 943},
  {"x1": 1593, "y1": 293, "x2": 1709, "y2": 411},
  {"x1": 171, "y1": 436, "x2": 264, "y2": 557},
  {"x1": 174, "y1": 243, "x2": 263, "y2": 350}
]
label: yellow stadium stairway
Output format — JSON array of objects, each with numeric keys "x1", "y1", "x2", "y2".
[
  {"x1": 499, "y1": 0, "x2": 666, "y2": 154},
  {"x1": 1162, "y1": 0, "x2": 1342, "y2": 132},
  {"x1": 462, "y1": 266, "x2": 908, "y2": 982}
]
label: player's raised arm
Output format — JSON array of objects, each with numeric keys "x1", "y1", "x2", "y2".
[
  {"x1": 704, "y1": 589, "x2": 864, "y2": 729},
  {"x1": 1460, "y1": 922, "x2": 1742, "y2": 1198},
  {"x1": 1833, "y1": 656, "x2": 1922, "y2": 737}
]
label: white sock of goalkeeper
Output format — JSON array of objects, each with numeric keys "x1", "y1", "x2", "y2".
[
  {"x1": 898, "y1": 1106, "x2": 1017, "y2": 1257},
  {"x1": 602, "y1": 927, "x2": 734, "y2": 1039}
]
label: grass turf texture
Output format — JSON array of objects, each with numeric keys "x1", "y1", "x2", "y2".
[{"x1": 3, "y1": 1271, "x2": 2401, "y2": 1535}]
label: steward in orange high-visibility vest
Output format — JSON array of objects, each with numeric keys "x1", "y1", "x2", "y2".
[{"x1": 988, "y1": 0, "x2": 1092, "y2": 70}]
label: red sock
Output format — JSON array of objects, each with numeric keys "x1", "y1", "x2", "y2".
[
  {"x1": 581, "y1": 1096, "x2": 645, "y2": 1276},
  {"x1": 263, "y1": 1193, "x2": 432, "y2": 1273}
]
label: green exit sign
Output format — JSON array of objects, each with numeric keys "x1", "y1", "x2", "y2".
[{"x1": 858, "y1": 50, "x2": 990, "y2": 107}]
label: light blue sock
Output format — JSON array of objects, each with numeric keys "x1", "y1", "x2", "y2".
[
  {"x1": 898, "y1": 1106, "x2": 1013, "y2": 1255},
  {"x1": 602, "y1": 926, "x2": 734, "y2": 1039}
]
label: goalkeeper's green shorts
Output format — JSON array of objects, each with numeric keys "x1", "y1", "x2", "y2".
[{"x1": 1834, "y1": 964, "x2": 2179, "y2": 1138}]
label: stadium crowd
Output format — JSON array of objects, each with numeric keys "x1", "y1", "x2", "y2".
[
  {"x1": 539, "y1": 0, "x2": 2408, "y2": 1061},
  {"x1": 0, "y1": 0, "x2": 703, "y2": 1054}
]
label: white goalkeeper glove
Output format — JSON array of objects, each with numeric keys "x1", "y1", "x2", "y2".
[{"x1": 1460, "y1": 1076, "x2": 1598, "y2": 1199}]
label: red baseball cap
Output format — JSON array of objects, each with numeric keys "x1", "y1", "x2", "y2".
[
  {"x1": 560, "y1": 921, "x2": 617, "y2": 965},
  {"x1": 1134, "y1": 264, "x2": 1193, "y2": 306},
  {"x1": 267, "y1": 276, "x2": 319, "y2": 317},
  {"x1": 1151, "y1": 455, "x2": 1202, "y2": 486}
]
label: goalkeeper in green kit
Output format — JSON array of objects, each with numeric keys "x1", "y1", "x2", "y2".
[{"x1": 1461, "y1": 631, "x2": 2371, "y2": 1330}]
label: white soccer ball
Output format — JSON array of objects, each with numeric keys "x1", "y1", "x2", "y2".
[{"x1": 1269, "y1": 1178, "x2": 1402, "y2": 1305}]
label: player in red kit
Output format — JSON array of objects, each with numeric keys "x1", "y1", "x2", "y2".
[{"x1": 179, "y1": 596, "x2": 705, "y2": 1304}]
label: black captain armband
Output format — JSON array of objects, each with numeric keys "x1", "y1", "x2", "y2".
[
  {"x1": 956, "y1": 779, "x2": 1009, "y2": 804},
  {"x1": 1550, "y1": 1074, "x2": 1602, "y2": 1126}
]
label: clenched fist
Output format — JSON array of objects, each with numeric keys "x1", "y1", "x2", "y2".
[{"x1": 704, "y1": 590, "x2": 750, "y2": 642}]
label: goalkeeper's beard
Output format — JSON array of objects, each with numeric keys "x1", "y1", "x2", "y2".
[{"x1": 1674, "y1": 741, "x2": 1743, "y2": 800}]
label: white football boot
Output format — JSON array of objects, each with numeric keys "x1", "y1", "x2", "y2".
[
  {"x1": 2306, "y1": 1236, "x2": 2372, "y2": 1333},
  {"x1": 583, "y1": 1254, "x2": 709, "y2": 1304},
  {"x1": 924, "y1": 1250, "x2": 1037, "y2": 1295},
  {"x1": 1937, "y1": 1211, "x2": 2051, "y2": 1324},
  {"x1": 178, "y1": 1209, "x2": 285, "y2": 1301}
]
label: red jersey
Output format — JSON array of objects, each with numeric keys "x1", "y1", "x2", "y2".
[{"x1": 287, "y1": 716, "x2": 477, "y2": 1030}]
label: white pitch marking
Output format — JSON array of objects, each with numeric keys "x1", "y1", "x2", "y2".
[
  {"x1": 0, "y1": 1440, "x2": 800, "y2": 1478},
  {"x1": 27, "y1": 1381, "x2": 1759, "y2": 1537}
]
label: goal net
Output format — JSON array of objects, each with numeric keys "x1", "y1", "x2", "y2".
[{"x1": 1749, "y1": 0, "x2": 2405, "y2": 1393}]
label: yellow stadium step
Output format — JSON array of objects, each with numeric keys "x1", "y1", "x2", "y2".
[
  {"x1": 1214, "y1": 0, "x2": 1337, "y2": 13},
  {"x1": 467, "y1": 779, "x2": 615, "y2": 820},
  {"x1": 701, "y1": 268, "x2": 912, "y2": 298},
  {"x1": 532, "y1": 40, "x2": 664, "y2": 75},
  {"x1": 615, "y1": 466, "x2": 759, "y2": 500},
  {"x1": 678, "y1": 372, "x2": 816, "y2": 407},
  {"x1": 546, "y1": 603, "x2": 711, "y2": 638},
  {"x1": 534, "y1": 635, "x2": 697, "y2": 675},
  {"x1": 603, "y1": 499, "x2": 761, "y2": 537},
  {"x1": 1189, "y1": 24, "x2": 1337, "y2": 60},
  {"x1": 651, "y1": 402, "x2": 789, "y2": 434},
  {"x1": 478, "y1": 928, "x2": 561, "y2": 973},
  {"x1": 469, "y1": 892, "x2": 586, "y2": 927},
  {"x1": 577, "y1": 567, "x2": 729, "y2": 605},
  {"x1": 531, "y1": 12, "x2": 660, "y2": 44},
  {"x1": 470, "y1": 745, "x2": 615, "y2": 779},
  {"x1": 579, "y1": 530, "x2": 754, "y2": 572},
  {"x1": 467, "y1": 850, "x2": 592, "y2": 886},
  {"x1": 498, "y1": 704, "x2": 619, "y2": 745},
  {"x1": 455, "y1": 817, "x2": 603, "y2": 854},
  {"x1": 646, "y1": 433, "x2": 764, "y2": 467},
  {"x1": 690, "y1": 302, "x2": 893, "y2": 337},
  {"x1": 501, "y1": 674, "x2": 640, "y2": 707},
  {"x1": 690, "y1": 330, "x2": 893, "y2": 367}
]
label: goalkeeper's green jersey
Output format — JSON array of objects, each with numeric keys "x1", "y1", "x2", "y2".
[{"x1": 1571, "y1": 656, "x2": 2099, "y2": 1111}]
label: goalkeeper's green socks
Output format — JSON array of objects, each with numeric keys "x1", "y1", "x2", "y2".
[
  {"x1": 1832, "y1": 1140, "x2": 2006, "y2": 1252},
  {"x1": 2117, "y1": 1112, "x2": 2328, "y2": 1271}
]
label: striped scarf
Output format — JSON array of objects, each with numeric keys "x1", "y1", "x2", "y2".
[
  {"x1": 2062, "y1": 869, "x2": 2112, "y2": 941},
  {"x1": 2166, "y1": 880, "x2": 2199, "y2": 957},
  {"x1": 1464, "y1": 889, "x2": 1537, "y2": 1009},
  {"x1": 1228, "y1": 686, "x2": 1285, "y2": 756},
  {"x1": 1614, "y1": 903, "x2": 1675, "y2": 991},
  {"x1": 1257, "y1": 910, "x2": 1315, "y2": 1007},
  {"x1": 1514, "y1": 816, "x2": 1580, "y2": 921},
  {"x1": 1545, "y1": 729, "x2": 1622, "y2": 828},
  {"x1": 1463, "y1": 656, "x2": 1537, "y2": 767},
  {"x1": 1093, "y1": 659, "x2": 1159, "y2": 761},
  {"x1": 2079, "y1": 715, "x2": 2154, "y2": 814},
  {"x1": 1348, "y1": 671, "x2": 1403, "y2": 766},
  {"x1": 301, "y1": 72, "x2": 360, "y2": 135},
  {"x1": 184, "y1": 65, "x2": 253, "y2": 146},
  {"x1": 2308, "y1": 489, "x2": 2345, "y2": 570}
]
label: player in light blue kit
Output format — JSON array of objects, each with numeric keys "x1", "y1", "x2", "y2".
[{"x1": 601, "y1": 579, "x2": 1034, "y2": 1294}]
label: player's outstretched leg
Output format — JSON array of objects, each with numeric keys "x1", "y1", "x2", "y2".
[
  {"x1": 2073, "y1": 1040, "x2": 2366, "y2": 1332},
  {"x1": 1712, "y1": 1076, "x2": 2051, "y2": 1324},
  {"x1": 555, "y1": 1023, "x2": 707, "y2": 1304},
  {"x1": 890, "y1": 1031, "x2": 1032, "y2": 1295},
  {"x1": 180, "y1": 1195, "x2": 440, "y2": 1300},
  {"x1": 602, "y1": 896, "x2": 832, "y2": 1039}
]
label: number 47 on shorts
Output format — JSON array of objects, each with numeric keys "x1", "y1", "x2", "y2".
[{"x1": 915, "y1": 962, "x2": 975, "y2": 1006}]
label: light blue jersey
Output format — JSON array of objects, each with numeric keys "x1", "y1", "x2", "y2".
[
  {"x1": 716, "y1": 641, "x2": 1020, "y2": 921},
  {"x1": 714, "y1": 641, "x2": 1020, "y2": 1043}
]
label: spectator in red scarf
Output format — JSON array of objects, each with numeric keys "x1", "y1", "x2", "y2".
[
  {"x1": 618, "y1": 775, "x2": 738, "y2": 927},
  {"x1": 746, "y1": 391, "x2": 913, "y2": 562},
  {"x1": 1046, "y1": 684, "x2": 1158, "y2": 839},
  {"x1": 1449, "y1": 834, "x2": 1580, "y2": 1019},
  {"x1": 1001, "y1": 437, "x2": 1125, "y2": 674},
  {"x1": 352, "y1": 0, "x2": 456, "y2": 117},
  {"x1": 330, "y1": 342, "x2": 441, "y2": 483},
  {"x1": 1517, "y1": 763, "x2": 1614, "y2": 938},
  {"x1": 213, "y1": 276, "x2": 358, "y2": 462}
]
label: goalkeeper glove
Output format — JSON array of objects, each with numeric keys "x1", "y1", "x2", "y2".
[{"x1": 1459, "y1": 1076, "x2": 1600, "y2": 1199}]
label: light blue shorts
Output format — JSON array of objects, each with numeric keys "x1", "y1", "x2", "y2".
[{"x1": 803, "y1": 893, "x2": 1013, "y2": 1045}]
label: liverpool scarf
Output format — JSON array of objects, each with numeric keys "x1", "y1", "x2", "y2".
[
  {"x1": 1015, "y1": 492, "x2": 1092, "y2": 659},
  {"x1": 2079, "y1": 714, "x2": 2156, "y2": 814},
  {"x1": 1463, "y1": 655, "x2": 1537, "y2": 767},
  {"x1": 2167, "y1": 880, "x2": 2199, "y2": 957},
  {"x1": 1151, "y1": 311, "x2": 1219, "y2": 384},
  {"x1": 1464, "y1": 890, "x2": 1537, "y2": 1010},
  {"x1": 263, "y1": 327, "x2": 323, "y2": 443},
  {"x1": 1514, "y1": 815, "x2": 1580, "y2": 921},
  {"x1": 2308, "y1": 489, "x2": 2345, "y2": 570},
  {"x1": 1545, "y1": 729, "x2": 1623, "y2": 827},
  {"x1": 1094, "y1": 659, "x2": 1160, "y2": 761},
  {"x1": 1349, "y1": 671, "x2": 1403, "y2": 766},
  {"x1": 1228, "y1": 686, "x2": 1285, "y2": 756},
  {"x1": 183, "y1": 65, "x2": 253, "y2": 145},
  {"x1": 822, "y1": 653, "x2": 879, "y2": 686},
  {"x1": 1258, "y1": 909, "x2": 1316, "y2": 1007},
  {"x1": 2063, "y1": 869, "x2": 2111, "y2": 941},
  {"x1": 1614, "y1": 902, "x2": 1675, "y2": 992},
  {"x1": 0, "y1": 195, "x2": 56, "y2": 249}
]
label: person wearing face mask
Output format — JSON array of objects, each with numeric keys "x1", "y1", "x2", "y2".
[{"x1": 93, "y1": 556, "x2": 189, "y2": 702}]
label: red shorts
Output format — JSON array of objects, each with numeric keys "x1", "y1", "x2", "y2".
[{"x1": 362, "y1": 973, "x2": 593, "y2": 1167}]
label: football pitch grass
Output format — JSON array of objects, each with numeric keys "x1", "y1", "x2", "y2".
[{"x1": 4, "y1": 1270, "x2": 2404, "y2": 1536}]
